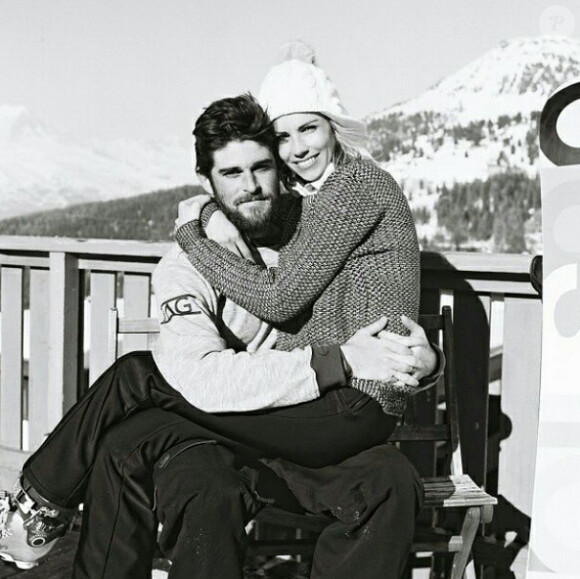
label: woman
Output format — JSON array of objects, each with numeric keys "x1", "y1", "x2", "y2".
[{"x1": 175, "y1": 45, "x2": 424, "y2": 418}]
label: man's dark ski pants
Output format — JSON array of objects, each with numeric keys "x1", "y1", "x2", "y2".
[
  {"x1": 21, "y1": 351, "x2": 422, "y2": 576},
  {"x1": 72, "y1": 409, "x2": 423, "y2": 579},
  {"x1": 73, "y1": 412, "x2": 294, "y2": 579},
  {"x1": 155, "y1": 437, "x2": 424, "y2": 579}
]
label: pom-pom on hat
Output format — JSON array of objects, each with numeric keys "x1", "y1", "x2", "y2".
[{"x1": 258, "y1": 41, "x2": 367, "y2": 142}]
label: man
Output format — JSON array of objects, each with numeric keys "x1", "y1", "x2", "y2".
[
  {"x1": 0, "y1": 94, "x2": 440, "y2": 578},
  {"x1": 83, "y1": 95, "x2": 436, "y2": 578}
]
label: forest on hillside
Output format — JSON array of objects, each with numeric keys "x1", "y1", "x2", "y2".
[
  {"x1": 0, "y1": 172, "x2": 541, "y2": 254},
  {"x1": 433, "y1": 171, "x2": 541, "y2": 253},
  {"x1": 0, "y1": 185, "x2": 203, "y2": 241},
  {"x1": 367, "y1": 111, "x2": 540, "y2": 165}
]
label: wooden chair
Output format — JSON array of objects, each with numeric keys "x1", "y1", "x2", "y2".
[
  {"x1": 107, "y1": 306, "x2": 496, "y2": 578},
  {"x1": 106, "y1": 308, "x2": 160, "y2": 366},
  {"x1": 248, "y1": 307, "x2": 496, "y2": 578}
]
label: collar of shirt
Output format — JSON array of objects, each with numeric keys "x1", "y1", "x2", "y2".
[{"x1": 293, "y1": 162, "x2": 335, "y2": 197}]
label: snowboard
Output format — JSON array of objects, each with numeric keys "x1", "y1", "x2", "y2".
[{"x1": 527, "y1": 79, "x2": 580, "y2": 577}]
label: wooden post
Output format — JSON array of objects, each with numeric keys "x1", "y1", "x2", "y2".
[
  {"x1": 498, "y1": 297, "x2": 542, "y2": 517},
  {"x1": 29, "y1": 268, "x2": 51, "y2": 451},
  {"x1": 122, "y1": 273, "x2": 152, "y2": 355},
  {"x1": 453, "y1": 292, "x2": 491, "y2": 487},
  {"x1": 48, "y1": 252, "x2": 81, "y2": 430},
  {"x1": 0, "y1": 266, "x2": 24, "y2": 449},
  {"x1": 89, "y1": 272, "x2": 117, "y2": 385},
  {"x1": 404, "y1": 287, "x2": 442, "y2": 478}
]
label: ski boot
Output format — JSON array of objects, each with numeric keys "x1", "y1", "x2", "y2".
[{"x1": 0, "y1": 480, "x2": 74, "y2": 570}]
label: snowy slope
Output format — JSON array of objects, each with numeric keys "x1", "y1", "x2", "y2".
[
  {"x1": 0, "y1": 106, "x2": 193, "y2": 220},
  {"x1": 366, "y1": 36, "x2": 580, "y2": 247},
  {"x1": 370, "y1": 36, "x2": 580, "y2": 122},
  {"x1": 2, "y1": 36, "x2": 578, "y2": 228}
]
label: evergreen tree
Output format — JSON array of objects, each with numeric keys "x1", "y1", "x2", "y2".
[{"x1": 435, "y1": 171, "x2": 540, "y2": 252}]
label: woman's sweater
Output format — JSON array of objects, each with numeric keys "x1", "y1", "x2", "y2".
[{"x1": 175, "y1": 159, "x2": 421, "y2": 416}]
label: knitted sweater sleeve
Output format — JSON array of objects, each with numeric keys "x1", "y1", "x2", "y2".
[{"x1": 175, "y1": 162, "x2": 394, "y2": 324}]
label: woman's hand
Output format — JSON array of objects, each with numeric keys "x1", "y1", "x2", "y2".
[
  {"x1": 340, "y1": 318, "x2": 420, "y2": 387},
  {"x1": 175, "y1": 194, "x2": 212, "y2": 229},
  {"x1": 206, "y1": 211, "x2": 255, "y2": 262},
  {"x1": 378, "y1": 315, "x2": 438, "y2": 381},
  {"x1": 342, "y1": 314, "x2": 439, "y2": 392}
]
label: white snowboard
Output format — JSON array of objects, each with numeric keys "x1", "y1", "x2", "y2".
[{"x1": 527, "y1": 79, "x2": 580, "y2": 577}]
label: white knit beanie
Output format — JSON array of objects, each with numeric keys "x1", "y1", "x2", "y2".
[{"x1": 258, "y1": 41, "x2": 368, "y2": 143}]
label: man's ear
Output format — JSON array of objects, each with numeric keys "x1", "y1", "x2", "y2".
[{"x1": 197, "y1": 172, "x2": 215, "y2": 197}]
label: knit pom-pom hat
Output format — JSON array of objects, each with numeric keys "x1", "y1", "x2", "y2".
[{"x1": 258, "y1": 41, "x2": 367, "y2": 142}]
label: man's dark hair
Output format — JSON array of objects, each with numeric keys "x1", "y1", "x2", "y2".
[{"x1": 194, "y1": 93, "x2": 278, "y2": 178}]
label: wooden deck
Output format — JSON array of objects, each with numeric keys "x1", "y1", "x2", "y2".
[{"x1": 0, "y1": 236, "x2": 542, "y2": 578}]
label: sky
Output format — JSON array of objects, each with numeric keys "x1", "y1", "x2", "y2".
[{"x1": 1, "y1": 0, "x2": 579, "y2": 142}]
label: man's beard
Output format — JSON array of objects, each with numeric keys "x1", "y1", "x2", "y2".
[{"x1": 214, "y1": 195, "x2": 277, "y2": 236}]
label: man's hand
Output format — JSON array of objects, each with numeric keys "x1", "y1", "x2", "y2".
[
  {"x1": 378, "y1": 315, "x2": 438, "y2": 381},
  {"x1": 175, "y1": 194, "x2": 212, "y2": 229},
  {"x1": 205, "y1": 211, "x2": 254, "y2": 262},
  {"x1": 340, "y1": 318, "x2": 420, "y2": 388}
]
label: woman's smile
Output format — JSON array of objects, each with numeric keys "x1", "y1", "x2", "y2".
[
  {"x1": 293, "y1": 154, "x2": 319, "y2": 169},
  {"x1": 274, "y1": 113, "x2": 336, "y2": 182}
]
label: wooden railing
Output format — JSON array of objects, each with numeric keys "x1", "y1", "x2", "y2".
[{"x1": 0, "y1": 236, "x2": 542, "y2": 521}]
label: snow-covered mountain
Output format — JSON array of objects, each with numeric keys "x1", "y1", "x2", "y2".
[
  {"x1": 2, "y1": 35, "x2": 578, "y2": 249},
  {"x1": 0, "y1": 106, "x2": 193, "y2": 220},
  {"x1": 367, "y1": 35, "x2": 580, "y2": 250},
  {"x1": 374, "y1": 36, "x2": 580, "y2": 121}
]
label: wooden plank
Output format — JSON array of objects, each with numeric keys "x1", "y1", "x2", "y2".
[
  {"x1": 106, "y1": 309, "x2": 120, "y2": 368},
  {"x1": 77, "y1": 258, "x2": 156, "y2": 274},
  {"x1": 89, "y1": 272, "x2": 116, "y2": 385},
  {"x1": 440, "y1": 290, "x2": 454, "y2": 313},
  {"x1": 419, "y1": 287, "x2": 442, "y2": 316},
  {"x1": 0, "y1": 267, "x2": 24, "y2": 449},
  {"x1": 410, "y1": 535, "x2": 463, "y2": 553},
  {"x1": 0, "y1": 235, "x2": 171, "y2": 258},
  {"x1": 422, "y1": 475, "x2": 497, "y2": 507},
  {"x1": 28, "y1": 269, "x2": 51, "y2": 451},
  {"x1": 400, "y1": 393, "x2": 439, "y2": 477},
  {"x1": 453, "y1": 291, "x2": 491, "y2": 487},
  {"x1": 486, "y1": 296, "x2": 505, "y2": 494},
  {"x1": 48, "y1": 252, "x2": 81, "y2": 429},
  {"x1": 121, "y1": 274, "x2": 152, "y2": 355},
  {"x1": 488, "y1": 347, "x2": 503, "y2": 385},
  {"x1": 421, "y1": 273, "x2": 536, "y2": 296},
  {"x1": 0, "y1": 254, "x2": 48, "y2": 267},
  {"x1": 421, "y1": 251, "x2": 533, "y2": 274},
  {"x1": 0, "y1": 236, "x2": 532, "y2": 274},
  {"x1": 0, "y1": 446, "x2": 30, "y2": 489},
  {"x1": 497, "y1": 297, "x2": 542, "y2": 518},
  {"x1": 402, "y1": 288, "x2": 441, "y2": 481},
  {"x1": 118, "y1": 318, "x2": 160, "y2": 334}
]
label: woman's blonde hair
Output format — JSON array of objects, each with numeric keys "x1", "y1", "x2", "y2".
[
  {"x1": 328, "y1": 117, "x2": 375, "y2": 166},
  {"x1": 278, "y1": 113, "x2": 375, "y2": 189}
]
